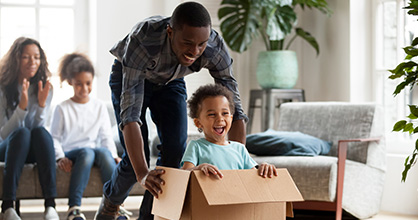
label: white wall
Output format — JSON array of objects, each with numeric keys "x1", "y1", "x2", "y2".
[
  {"x1": 297, "y1": 0, "x2": 350, "y2": 101},
  {"x1": 92, "y1": 0, "x2": 181, "y2": 102},
  {"x1": 91, "y1": 0, "x2": 418, "y2": 216}
]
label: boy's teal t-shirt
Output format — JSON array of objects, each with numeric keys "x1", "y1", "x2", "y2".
[{"x1": 181, "y1": 138, "x2": 257, "y2": 170}]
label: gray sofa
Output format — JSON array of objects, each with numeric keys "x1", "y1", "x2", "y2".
[
  {"x1": 250, "y1": 102, "x2": 386, "y2": 219},
  {"x1": 0, "y1": 163, "x2": 145, "y2": 200},
  {"x1": 0, "y1": 104, "x2": 145, "y2": 208}
]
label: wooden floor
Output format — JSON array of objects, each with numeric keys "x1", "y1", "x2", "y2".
[
  {"x1": 17, "y1": 210, "x2": 418, "y2": 220},
  {"x1": 15, "y1": 196, "x2": 418, "y2": 220}
]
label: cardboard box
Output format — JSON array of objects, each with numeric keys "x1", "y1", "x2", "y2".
[{"x1": 152, "y1": 166, "x2": 303, "y2": 220}]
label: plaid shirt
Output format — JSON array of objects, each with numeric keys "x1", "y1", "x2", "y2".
[{"x1": 110, "y1": 16, "x2": 247, "y2": 128}]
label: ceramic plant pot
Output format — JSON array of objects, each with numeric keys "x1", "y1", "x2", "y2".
[{"x1": 256, "y1": 50, "x2": 298, "y2": 89}]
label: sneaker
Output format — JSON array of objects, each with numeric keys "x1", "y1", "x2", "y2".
[
  {"x1": 116, "y1": 215, "x2": 129, "y2": 220},
  {"x1": 2, "y1": 208, "x2": 21, "y2": 220},
  {"x1": 44, "y1": 207, "x2": 59, "y2": 220},
  {"x1": 67, "y1": 206, "x2": 86, "y2": 220},
  {"x1": 94, "y1": 195, "x2": 119, "y2": 220},
  {"x1": 117, "y1": 206, "x2": 131, "y2": 220}
]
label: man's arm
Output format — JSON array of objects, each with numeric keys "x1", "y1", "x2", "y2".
[
  {"x1": 228, "y1": 119, "x2": 246, "y2": 144},
  {"x1": 122, "y1": 122, "x2": 165, "y2": 198}
]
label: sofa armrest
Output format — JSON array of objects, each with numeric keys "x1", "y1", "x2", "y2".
[{"x1": 335, "y1": 137, "x2": 380, "y2": 217}]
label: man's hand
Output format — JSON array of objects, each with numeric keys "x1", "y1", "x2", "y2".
[
  {"x1": 257, "y1": 163, "x2": 278, "y2": 178},
  {"x1": 57, "y1": 157, "x2": 73, "y2": 172},
  {"x1": 196, "y1": 163, "x2": 223, "y2": 179},
  {"x1": 140, "y1": 169, "x2": 165, "y2": 198}
]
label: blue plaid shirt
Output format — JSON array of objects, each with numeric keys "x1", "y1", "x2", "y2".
[{"x1": 110, "y1": 16, "x2": 247, "y2": 128}]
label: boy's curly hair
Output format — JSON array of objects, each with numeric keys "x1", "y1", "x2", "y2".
[{"x1": 188, "y1": 84, "x2": 235, "y2": 119}]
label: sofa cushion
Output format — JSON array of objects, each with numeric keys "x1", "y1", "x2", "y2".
[
  {"x1": 276, "y1": 102, "x2": 378, "y2": 164},
  {"x1": 251, "y1": 155, "x2": 338, "y2": 202},
  {"x1": 246, "y1": 129, "x2": 332, "y2": 156}
]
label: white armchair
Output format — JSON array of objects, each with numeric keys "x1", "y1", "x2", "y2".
[{"x1": 250, "y1": 102, "x2": 385, "y2": 219}]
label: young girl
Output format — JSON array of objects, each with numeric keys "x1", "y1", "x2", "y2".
[
  {"x1": 181, "y1": 84, "x2": 277, "y2": 178},
  {"x1": 0, "y1": 37, "x2": 59, "y2": 220},
  {"x1": 50, "y1": 53, "x2": 122, "y2": 220}
]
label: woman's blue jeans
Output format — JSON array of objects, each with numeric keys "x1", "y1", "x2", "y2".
[
  {"x1": 65, "y1": 147, "x2": 116, "y2": 207},
  {"x1": 104, "y1": 59, "x2": 187, "y2": 220},
  {"x1": 0, "y1": 127, "x2": 57, "y2": 201}
]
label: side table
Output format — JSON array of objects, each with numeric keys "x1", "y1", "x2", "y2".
[{"x1": 246, "y1": 89, "x2": 305, "y2": 134}]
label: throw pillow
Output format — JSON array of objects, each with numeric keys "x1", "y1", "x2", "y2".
[{"x1": 246, "y1": 129, "x2": 332, "y2": 156}]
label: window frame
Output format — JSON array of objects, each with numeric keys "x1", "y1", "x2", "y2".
[{"x1": 372, "y1": 0, "x2": 418, "y2": 154}]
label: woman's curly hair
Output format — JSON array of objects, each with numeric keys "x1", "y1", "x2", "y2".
[{"x1": 0, "y1": 37, "x2": 50, "y2": 115}]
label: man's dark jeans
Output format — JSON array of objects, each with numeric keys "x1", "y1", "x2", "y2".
[{"x1": 103, "y1": 59, "x2": 187, "y2": 220}]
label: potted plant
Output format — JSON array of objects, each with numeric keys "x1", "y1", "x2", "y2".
[
  {"x1": 389, "y1": 0, "x2": 418, "y2": 182},
  {"x1": 218, "y1": 0, "x2": 332, "y2": 89}
]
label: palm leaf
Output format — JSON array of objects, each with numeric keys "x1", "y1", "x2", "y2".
[
  {"x1": 218, "y1": 0, "x2": 260, "y2": 53},
  {"x1": 294, "y1": 28, "x2": 319, "y2": 55}
]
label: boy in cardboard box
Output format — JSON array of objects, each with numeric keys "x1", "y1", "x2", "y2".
[{"x1": 181, "y1": 84, "x2": 278, "y2": 177}]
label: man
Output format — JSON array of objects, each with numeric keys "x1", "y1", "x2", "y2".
[{"x1": 94, "y1": 2, "x2": 247, "y2": 220}]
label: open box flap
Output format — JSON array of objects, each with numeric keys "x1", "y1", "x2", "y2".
[
  {"x1": 152, "y1": 167, "x2": 191, "y2": 220},
  {"x1": 193, "y1": 168, "x2": 304, "y2": 206}
]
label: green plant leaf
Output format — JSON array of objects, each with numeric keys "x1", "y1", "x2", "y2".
[
  {"x1": 388, "y1": 61, "x2": 417, "y2": 75},
  {"x1": 393, "y1": 120, "x2": 407, "y2": 131},
  {"x1": 403, "y1": 46, "x2": 418, "y2": 57},
  {"x1": 412, "y1": 37, "x2": 418, "y2": 47},
  {"x1": 409, "y1": 105, "x2": 418, "y2": 117},
  {"x1": 218, "y1": 0, "x2": 330, "y2": 52},
  {"x1": 218, "y1": 0, "x2": 260, "y2": 53},
  {"x1": 266, "y1": 5, "x2": 296, "y2": 42},
  {"x1": 293, "y1": 0, "x2": 333, "y2": 15},
  {"x1": 402, "y1": 155, "x2": 411, "y2": 182},
  {"x1": 393, "y1": 81, "x2": 409, "y2": 96},
  {"x1": 388, "y1": 74, "x2": 403, "y2": 79},
  {"x1": 415, "y1": 139, "x2": 418, "y2": 150},
  {"x1": 404, "y1": 122, "x2": 414, "y2": 134},
  {"x1": 294, "y1": 27, "x2": 319, "y2": 55},
  {"x1": 402, "y1": 150, "x2": 418, "y2": 182},
  {"x1": 408, "y1": 113, "x2": 418, "y2": 120}
]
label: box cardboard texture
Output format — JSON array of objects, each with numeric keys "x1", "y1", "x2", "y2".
[{"x1": 152, "y1": 166, "x2": 303, "y2": 220}]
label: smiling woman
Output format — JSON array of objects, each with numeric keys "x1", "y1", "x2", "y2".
[{"x1": 0, "y1": 0, "x2": 89, "y2": 106}]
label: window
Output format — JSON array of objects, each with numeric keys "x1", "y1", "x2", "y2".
[
  {"x1": 374, "y1": 0, "x2": 418, "y2": 153},
  {"x1": 0, "y1": 0, "x2": 90, "y2": 106}
]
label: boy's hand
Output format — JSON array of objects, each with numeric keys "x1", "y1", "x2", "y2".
[
  {"x1": 197, "y1": 163, "x2": 223, "y2": 179},
  {"x1": 257, "y1": 163, "x2": 278, "y2": 178}
]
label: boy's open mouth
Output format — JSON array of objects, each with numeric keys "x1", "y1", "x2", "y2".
[{"x1": 214, "y1": 126, "x2": 225, "y2": 135}]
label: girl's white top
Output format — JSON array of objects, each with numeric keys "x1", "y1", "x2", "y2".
[{"x1": 50, "y1": 98, "x2": 118, "y2": 160}]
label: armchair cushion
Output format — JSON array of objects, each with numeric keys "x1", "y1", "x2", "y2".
[{"x1": 246, "y1": 129, "x2": 332, "y2": 156}]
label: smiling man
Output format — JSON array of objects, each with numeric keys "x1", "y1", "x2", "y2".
[{"x1": 94, "y1": 2, "x2": 247, "y2": 220}]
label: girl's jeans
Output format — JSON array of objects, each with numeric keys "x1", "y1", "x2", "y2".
[{"x1": 65, "y1": 147, "x2": 116, "y2": 207}]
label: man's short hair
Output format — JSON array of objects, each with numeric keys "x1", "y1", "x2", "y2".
[{"x1": 170, "y1": 1, "x2": 211, "y2": 30}]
